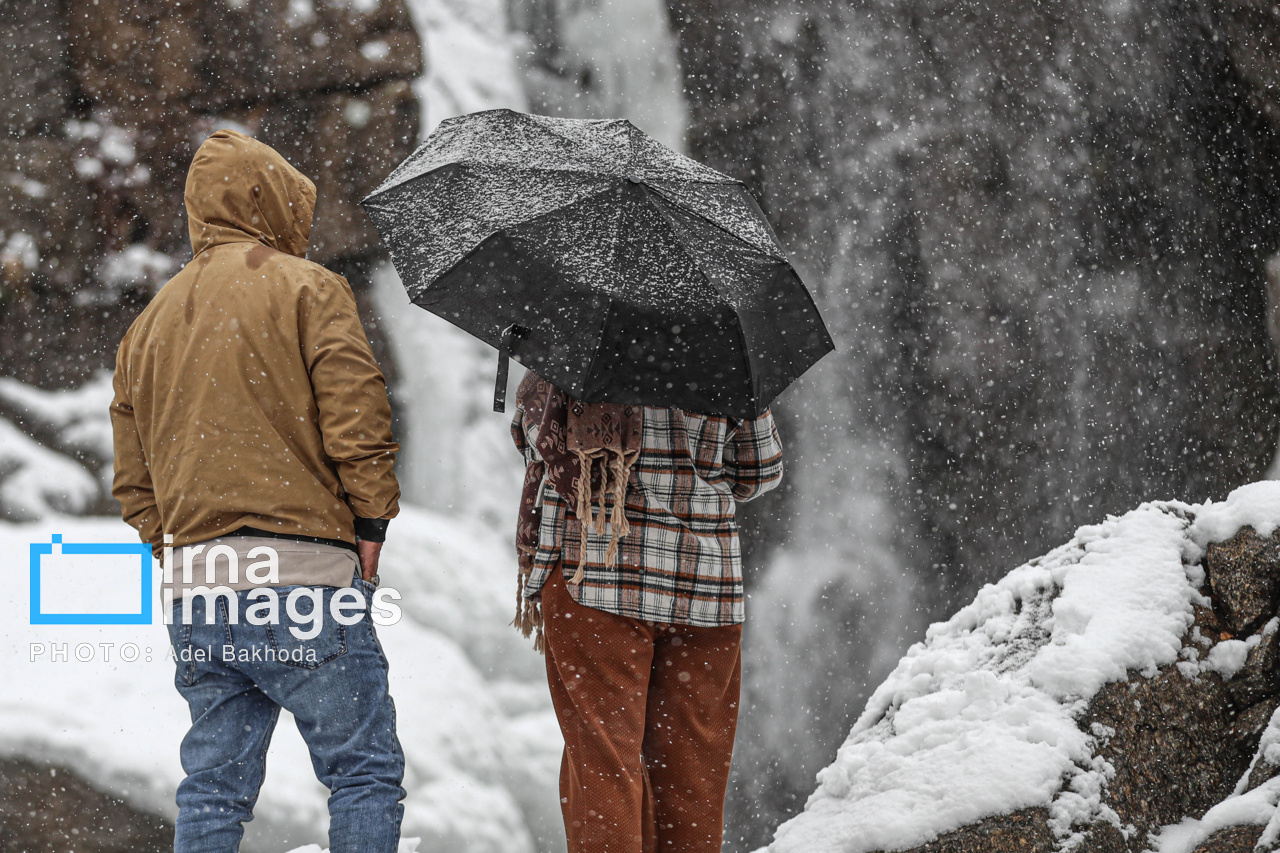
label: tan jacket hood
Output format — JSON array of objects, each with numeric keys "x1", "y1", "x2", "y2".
[{"x1": 185, "y1": 129, "x2": 317, "y2": 258}]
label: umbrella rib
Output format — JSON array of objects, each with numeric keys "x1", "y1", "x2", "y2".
[
  {"x1": 731, "y1": 303, "x2": 759, "y2": 416},
  {"x1": 643, "y1": 184, "x2": 787, "y2": 260},
  {"x1": 575, "y1": 181, "x2": 633, "y2": 401},
  {"x1": 580, "y1": 298, "x2": 614, "y2": 403},
  {"x1": 626, "y1": 122, "x2": 639, "y2": 176},
  {"x1": 367, "y1": 156, "x2": 740, "y2": 205},
  {"x1": 636, "y1": 184, "x2": 727, "y2": 303}
]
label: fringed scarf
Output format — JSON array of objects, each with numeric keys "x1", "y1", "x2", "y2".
[{"x1": 513, "y1": 372, "x2": 643, "y2": 650}]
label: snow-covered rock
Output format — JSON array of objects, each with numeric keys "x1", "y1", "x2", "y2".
[
  {"x1": 0, "y1": 370, "x2": 115, "y2": 461},
  {"x1": 763, "y1": 482, "x2": 1280, "y2": 853},
  {"x1": 0, "y1": 417, "x2": 100, "y2": 520},
  {"x1": 0, "y1": 371, "x2": 116, "y2": 514}
]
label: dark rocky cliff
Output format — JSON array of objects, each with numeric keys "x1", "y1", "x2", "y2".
[
  {"x1": 0, "y1": 4, "x2": 427, "y2": 846},
  {"x1": 0, "y1": 0, "x2": 422, "y2": 389},
  {"x1": 0, "y1": 757, "x2": 171, "y2": 852},
  {"x1": 666, "y1": 2, "x2": 1280, "y2": 846}
]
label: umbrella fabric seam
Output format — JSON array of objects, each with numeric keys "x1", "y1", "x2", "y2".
[
  {"x1": 626, "y1": 122, "x2": 639, "y2": 176},
  {"x1": 641, "y1": 185, "x2": 727, "y2": 299},
  {"x1": 364, "y1": 162, "x2": 624, "y2": 206},
  {"x1": 732, "y1": 310, "x2": 759, "y2": 415},
  {"x1": 581, "y1": 299, "x2": 613, "y2": 402}
]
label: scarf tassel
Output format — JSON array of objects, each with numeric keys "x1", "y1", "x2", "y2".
[
  {"x1": 568, "y1": 449, "x2": 633, "y2": 586},
  {"x1": 512, "y1": 553, "x2": 545, "y2": 654}
]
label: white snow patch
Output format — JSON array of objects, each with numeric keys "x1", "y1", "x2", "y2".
[
  {"x1": 288, "y1": 842, "x2": 419, "y2": 853},
  {"x1": 1153, "y1": 780, "x2": 1280, "y2": 853},
  {"x1": 98, "y1": 126, "x2": 135, "y2": 165},
  {"x1": 1152, "y1": 705, "x2": 1280, "y2": 853},
  {"x1": 74, "y1": 156, "x2": 105, "y2": 179},
  {"x1": 64, "y1": 119, "x2": 101, "y2": 141},
  {"x1": 0, "y1": 418, "x2": 98, "y2": 519},
  {"x1": 98, "y1": 244, "x2": 175, "y2": 292},
  {"x1": 1190, "y1": 481, "x2": 1280, "y2": 547},
  {"x1": 0, "y1": 370, "x2": 115, "y2": 460},
  {"x1": 326, "y1": 0, "x2": 381, "y2": 11},
  {"x1": 1, "y1": 231, "x2": 39, "y2": 273},
  {"x1": 286, "y1": 0, "x2": 315, "y2": 27},
  {"x1": 360, "y1": 38, "x2": 391, "y2": 61},
  {"x1": 1200, "y1": 619, "x2": 1274, "y2": 681},
  {"x1": 8, "y1": 173, "x2": 47, "y2": 199},
  {"x1": 192, "y1": 116, "x2": 254, "y2": 145},
  {"x1": 343, "y1": 98, "x2": 372, "y2": 129},
  {"x1": 765, "y1": 496, "x2": 1234, "y2": 853}
]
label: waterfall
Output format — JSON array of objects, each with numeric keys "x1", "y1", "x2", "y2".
[
  {"x1": 508, "y1": 0, "x2": 688, "y2": 150},
  {"x1": 381, "y1": 0, "x2": 529, "y2": 525}
]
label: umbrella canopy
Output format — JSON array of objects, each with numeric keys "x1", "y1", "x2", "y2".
[{"x1": 361, "y1": 108, "x2": 833, "y2": 419}]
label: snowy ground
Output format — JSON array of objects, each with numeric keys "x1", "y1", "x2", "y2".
[
  {"x1": 0, "y1": 509, "x2": 564, "y2": 853},
  {"x1": 762, "y1": 482, "x2": 1280, "y2": 853}
]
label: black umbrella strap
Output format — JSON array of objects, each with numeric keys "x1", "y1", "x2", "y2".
[{"x1": 493, "y1": 324, "x2": 527, "y2": 413}]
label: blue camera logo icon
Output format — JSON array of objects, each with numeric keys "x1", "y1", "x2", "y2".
[{"x1": 30, "y1": 534, "x2": 154, "y2": 625}]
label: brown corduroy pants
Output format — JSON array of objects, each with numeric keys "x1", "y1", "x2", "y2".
[{"x1": 540, "y1": 566, "x2": 743, "y2": 853}]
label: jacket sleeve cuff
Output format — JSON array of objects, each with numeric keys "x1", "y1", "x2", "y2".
[{"x1": 353, "y1": 516, "x2": 390, "y2": 543}]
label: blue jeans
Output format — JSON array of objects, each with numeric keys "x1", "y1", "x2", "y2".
[{"x1": 166, "y1": 577, "x2": 405, "y2": 852}]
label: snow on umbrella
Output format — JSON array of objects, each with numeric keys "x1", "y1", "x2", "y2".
[{"x1": 361, "y1": 108, "x2": 834, "y2": 419}]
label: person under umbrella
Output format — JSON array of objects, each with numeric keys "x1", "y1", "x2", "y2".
[
  {"x1": 511, "y1": 370, "x2": 782, "y2": 853},
  {"x1": 363, "y1": 109, "x2": 826, "y2": 851}
]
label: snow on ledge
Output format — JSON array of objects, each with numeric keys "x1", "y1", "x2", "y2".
[
  {"x1": 766, "y1": 482, "x2": 1280, "y2": 853},
  {"x1": 1190, "y1": 481, "x2": 1280, "y2": 548}
]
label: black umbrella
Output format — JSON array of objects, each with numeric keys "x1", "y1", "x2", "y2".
[{"x1": 361, "y1": 108, "x2": 833, "y2": 419}]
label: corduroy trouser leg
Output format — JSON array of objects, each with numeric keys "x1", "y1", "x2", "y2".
[{"x1": 541, "y1": 566, "x2": 743, "y2": 853}]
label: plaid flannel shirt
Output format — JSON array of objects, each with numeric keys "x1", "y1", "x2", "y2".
[{"x1": 511, "y1": 404, "x2": 783, "y2": 626}]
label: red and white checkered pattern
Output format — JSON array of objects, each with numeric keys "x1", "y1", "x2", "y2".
[{"x1": 512, "y1": 405, "x2": 783, "y2": 626}]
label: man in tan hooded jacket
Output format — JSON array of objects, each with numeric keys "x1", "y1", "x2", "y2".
[
  {"x1": 111, "y1": 130, "x2": 405, "y2": 851},
  {"x1": 112, "y1": 128, "x2": 399, "y2": 566}
]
